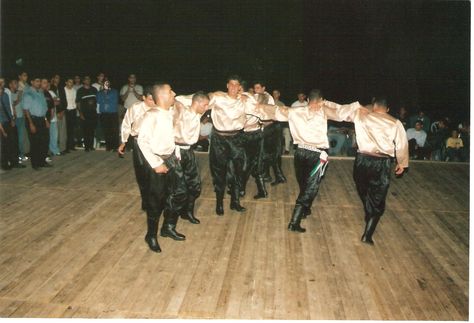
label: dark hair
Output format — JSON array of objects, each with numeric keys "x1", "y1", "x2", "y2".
[
  {"x1": 296, "y1": 89, "x2": 305, "y2": 96},
  {"x1": 151, "y1": 82, "x2": 168, "y2": 102},
  {"x1": 240, "y1": 80, "x2": 249, "y2": 92},
  {"x1": 143, "y1": 85, "x2": 153, "y2": 97},
  {"x1": 372, "y1": 97, "x2": 388, "y2": 108},
  {"x1": 308, "y1": 89, "x2": 323, "y2": 102},
  {"x1": 415, "y1": 120, "x2": 424, "y2": 126},
  {"x1": 192, "y1": 91, "x2": 210, "y2": 103},
  {"x1": 253, "y1": 80, "x2": 266, "y2": 87},
  {"x1": 18, "y1": 70, "x2": 27, "y2": 76},
  {"x1": 227, "y1": 74, "x2": 241, "y2": 84}
]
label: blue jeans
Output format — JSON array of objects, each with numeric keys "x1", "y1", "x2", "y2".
[
  {"x1": 49, "y1": 121, "x2": 60, "y2": 155},
  {"x1": 15, "y1": 117, "x2": 27, "y2": 157}
]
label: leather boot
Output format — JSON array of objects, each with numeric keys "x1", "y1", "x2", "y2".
[
  {"x1": 271, "y1": 163, "x2": 287, "y2": 186},
  {"x1": 263, "y1": 164, "x2": 273, "y2": 182},
  {"x1": 230, "y1": 186, "x2": 246, "y2": 212},
  {"x1": 288, "y1": 204, "x2": 306, "y2": 233},
  {"x1": 253, "y1": 176, "x2": 268, "y2": 199},
  {"x1": 216, "y1": 192, "x2": 224, "y2": 216},
  {"x1": 181, "y1": 199, "x2": 200, "y2": 224},
  {"x1": 144, "y1": 214, "x2": 161, "y2": 252},
  {"x1": 301, "y1": 206, "x2": 312, "y2": 219},
  {"x1": 361, "y1": 215, "x2": 380, "y2": 245},
  {"x1": 160, "y1": 210, "x2": 186, "y2": 241}
]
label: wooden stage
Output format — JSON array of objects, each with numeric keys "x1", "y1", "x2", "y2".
[{"x1": 0, "y1": 151, "x2": 469, "y2": 320}]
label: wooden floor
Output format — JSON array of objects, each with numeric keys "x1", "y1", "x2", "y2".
[{"x1": 0, "y1": 150, "x2": 469, "y2": 320}]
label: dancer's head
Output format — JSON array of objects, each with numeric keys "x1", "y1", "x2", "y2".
[
  {"x1": 307, "y1": 89, "x2": 323, "y2": 109},
  {"x1": 192, "y1": 91, "x2": 210, "y2": 114},
  {"x1": 152, "y1": 82, "x2": 175, "y2": 109},
  {"x1": 372, "y1": 97, "x2": 389, "y2": 113},
  {"x1": 226, "y1": 75, "x2": 241, "y2": 98}
]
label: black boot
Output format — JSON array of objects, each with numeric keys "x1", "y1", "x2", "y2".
[
  {"x1": 160, "y1": 210, "x2": 186, "y2": 241},
  {"x1": 301, "y1": 206, "x2": 312, "y2": 219},
  {"x1": 271, "y1": 164, "x2": 287, "y2": 186},
  {"x1": 288, "y1": 205, "x2": 306, "y2": 233},
  {"x1": 216, "y1": 192, "x2": 224, "y2": 216},
  {"x1": 361, "y1": 215, "x2": 381, "y2": 245},
  {"x1": 230, "y1": 187, "x2": 246, "y2": 212},
  {"x1": 144, "y1": 214, "x2": 161, "y2": 252},
  {"x1": 263, "y1": 164, "x2": 273, "y2": 182},
  {"x1": 253, "y1": 176, "x2": 268, "y2": 199},
  {"x1": 181, "y1": 199, "x2": 200, "y2": 224}
]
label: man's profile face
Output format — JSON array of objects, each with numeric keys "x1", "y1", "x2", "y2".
[
  {"x1": 156, "y1": 84, "x2": 176, "y2": 107},
  {"x1": 254, "y1": 84, "x2": 265, "y2": 94},
  {"x1": 227, "y1": 80, "x2": 240, "y2": 97}
]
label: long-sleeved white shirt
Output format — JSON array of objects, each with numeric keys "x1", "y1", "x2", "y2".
[
  {"x1": 209, "y1": 94, "x2": 254, "y2": 132},
  {"x1": 173, "y1": 95, "x2": 203, "y2": 145},
  {"x1": 137, "y1": 107, "x2": 176, "y2": 168},
  {"x1": 120, "y1": 101, "x2": 152, "y2": 143}
]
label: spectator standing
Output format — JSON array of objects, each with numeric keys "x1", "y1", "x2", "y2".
[
  {"x1": 73, "y1": 75, "x2": 82, "y2": 91},
  {"x1": 273, "y1": 89, "x2": 291, "y2": 154},
  {"x1": 395, "y1": 106, "x2": 409, "y2": 129},
  {"x1": 97, "y1": 80, "x2": 119, "y2": 151},
  {"x1": 0, "y1": 86, "x2": 23, "y2": 169},
  {"x1": 42, "y1": 79, "x2": 61, "y2": 156},
  {"x1": 291, "y1": 91, "x2": 308, "y2": 109},
  {"x1": 59, "y1": 78, "x2": 77, "y2": 152},
  {"x1": 120, "y1": 74, "x2": 143, "y2": 110},
  {"x1": 50, "y1": 75, "x2": 67, "y2": 153},
  {"x1": 9, "y1": 79, "x2": 29, "y2": 162},
  {"x1": 76, "y1": 76, "x2": 98, "y2": 152},
  {"x1": 22, "y1": 77, "x2": 50, "y2": 170}
]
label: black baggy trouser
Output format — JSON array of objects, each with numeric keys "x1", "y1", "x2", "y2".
[
  {"x1": 263, "y1": 122, "x2": 285, "y2": 178},
  {"x1": 0, "y1": 121, "x2": 19, "y2": 168},
  {"x1": 132, "y1": 137, "x2": 149, "y2": 209},
  {"x1": 293, "y1": 147, "x2": 327, "y2": 209},
  {"x1": 82, "y1": 113, "x2": 97, "y2": 150},
  {"x1": 241, "y1": 129, "x2": 264, "y2": 191},
  {"x1": 100, "y1": 113, "x2": 119, "y2": 150},
  {"x1": 27, "y1": 117, "x2": 49, "y2": 168},
  {"x1": 353, "y1": 153, "x2": 391, "y2": 220},
  {"x1": 180, "y1": 147, "x2": 202, "y2": 214},
  {"x1": 209, "y1": 129, "x2": 245, "y2": 202},
  {"x1": 145, "y1": 153, "x2": 187, "y2": 225}
]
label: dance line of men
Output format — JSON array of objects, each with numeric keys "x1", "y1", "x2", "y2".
[{"x1": 119, "y1": 76, "x2": 409, "y2": 253}]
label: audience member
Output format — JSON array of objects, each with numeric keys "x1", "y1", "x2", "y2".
[
  {"x1": 273, "y1": 89, "x2": 291, "y2": 154},
  {"x1": 73, "y1": 75, "x2": 82, "y2": 90},
  {"x1": 50, "y1": 75, "x2": 67, "y2": 153},
  {"x1": 42, "y1": 79, "x2": 61, "y2": 156},
  {"x1": 407, "y1": 120, "x2": 428, "y2": 159},
  {"x1": 76, "y1": 76, "x2": 98, "y2": 152},
  {"x1": 97, "y1": 80, "x2": 119, "y2": 151},
  {"x1": 194, "y1": 112, "x2": 212, "y2": 152},
  {"x1": 60, "y1": 77, "x2": 78, "y2": 152},
  {"x1": 120, "y1": 73, "x2": 143, "y2": 110},
  {"x1": 395, "y1": 106, "x2": 409, "y2": 129},
  {"x1": 446, "y1": 130, "x2": 463, "y2": 162},
  {"x1": 409, "y1": 108, "x2": 431, "y2": 133},
  {"x1": 428, "y1": 118, "x2": 450, "y2": 161},
  {"x1": 0, "y1": 85, "x2": 23, "y2": 169}
]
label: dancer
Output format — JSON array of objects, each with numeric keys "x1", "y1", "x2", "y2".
[
  {"x1": 264, "y1": 89, "x2": 363, "y2": 232},
  {"x1": 208, "y1": 75, "x2": 255, "y2": 215},
  {"x1": 118, "y1": 86, "x2": 155, "y2": 211},
  {"x1": 173, "y1": 92, "x2": 210, "y2": 224},
  {"x1": 323, "y1": 97, "x2": 409, "y2": 244},
  {"x1": 138, "y1": 83, "x2": 187, "y2": 253},
  {"x1": 254, "y1": 81, "x2": 286, "y2": 185}
]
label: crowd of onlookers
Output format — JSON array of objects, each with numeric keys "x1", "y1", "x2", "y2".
[{"x1": 0, "y1": 71, "x2": 469, "y2": 172}]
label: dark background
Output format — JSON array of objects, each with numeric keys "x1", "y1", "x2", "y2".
[{"x1": 1, "y1": 0, "x2": 470, "y2": 120}]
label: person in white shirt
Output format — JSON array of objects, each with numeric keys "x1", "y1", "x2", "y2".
[
  {"x1": 267, "y1": 89, "x2": 363, "y2": 233},
  {"x1": 62, "y1": 78, "x2": 77, "y2": 152},
  {"x1": 120, "y1": 74, "x2": 143, "y2": 110},
  {"x1": 138, "y1": 83, "x2": 187, "y2": 253},
  {"x1": 322, "y1": 97, "x2": 408, "y2": 245},
  {"x1": 253, "y1": 81, "x2": 287, "y2": 186},
  {"x1": 173, "y1": 92, "x2": 210, "y2": 224},
  {"x1": 273, "y1": 89, "x2": 292, "y2": 154},
  {"x1": 291, "y1": 91, "x2": 308, "y2": 109},
  {"x1": 119, "y1": 86, "x2": 156, "y2": 211},
  {"x1": 406, "y1": 120, "x2": 428, "y2": 159}
]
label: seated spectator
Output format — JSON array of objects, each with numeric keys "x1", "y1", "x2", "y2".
[
  {"x1": 446, "y1": 130, "x2": 464, "y2": 162},
  {"x1": 409, "y1": 108, "x2": 431, "y2": 133},
  {"x1": 407, "y1": 120, "x2": 429, "y2": 159},
  {"x1": 194, "y1": 112, "x2": 212, "y2": 152},
  {"x1": 458, "y1": 120, "x2": 469, "y2": 161},
  {"x1": 428, "y1": 118, "x2": 449, "y2": 161}
]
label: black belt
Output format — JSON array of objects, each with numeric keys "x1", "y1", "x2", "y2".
[
  {"x1": 358, "y1": 151, "x2": 391, "y2": 159},
  {"x1": 213, "y1": 128, "x2": 243, "y2": 136}
]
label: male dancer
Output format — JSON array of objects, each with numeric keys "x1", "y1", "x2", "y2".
[
  {"x1": 138, "y1": 83, "x2": 187, "y2": 252},
  {"x1": 173, "y1": 92, "x2": 210, "y2": 224},
  {"x1": 118, "y1": 86, "x2": 154, "y2": 211},
  {"x1": 266, "y1": 89, "x2": 363, "y2": 232},
  {"x1": 323, "y1": 97, "x2": 409, "y2": 245},
  {"x1": 209, "y1": 75, "x2": 254, "y2": 215},
  {"x1": 254, "y1": 81, "x2": 286, "y2": 185}
]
